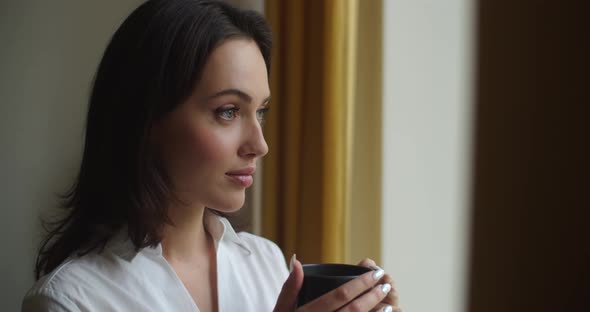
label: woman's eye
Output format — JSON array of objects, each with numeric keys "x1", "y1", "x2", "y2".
[
  {"x1": 216, "y1": 107, "x2": 239, "y2": 121},
  {"x1": 256, "y1": 107, "x2": 270, "y2": 123}
]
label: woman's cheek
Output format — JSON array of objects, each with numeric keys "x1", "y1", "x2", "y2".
[{"x1": 188, "y1": 125, "x2": 234, "y2": 162}]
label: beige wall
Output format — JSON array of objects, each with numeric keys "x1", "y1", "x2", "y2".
[
  {"x1": 381, "y1": 0, "x2": 475, "y2": 311},
  {"x1": 0, "y1": 1, "x2": 143, "y2": 310}
]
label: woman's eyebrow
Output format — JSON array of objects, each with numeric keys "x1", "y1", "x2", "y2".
[{"x1": 204, "y1": 88, "x2": 271, "y2": 105}]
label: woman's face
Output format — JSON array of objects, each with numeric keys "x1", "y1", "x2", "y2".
[{"x1": 153, "y1": 38, "x2": 270, "y2": 212}]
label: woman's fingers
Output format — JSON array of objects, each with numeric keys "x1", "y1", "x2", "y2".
[
  {"x1": 357, "y1": 258, "x2": 377, "y2": 268},
  {"x1": 273, "y1": 255, "x2": 303, "y2": 312},
  {"x1": 357, "y1": 259, "x2": 400, "y2": 308},
  {"x1": 299, "y1": 268, "x2": 384, "y2": 311},
  {"x1": 338, "y1": 282, "x2": 392, "y2": 312},
  {"x1": 378, "y1": 273, "x2": 399, "y2": 307},
  {"x1": 371, "y1": 303, "x2": 403, "y2": 312}
]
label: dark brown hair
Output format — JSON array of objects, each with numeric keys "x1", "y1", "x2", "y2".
[{"x1": 35, "y1": 0, "x2": 271, "y2": 279}]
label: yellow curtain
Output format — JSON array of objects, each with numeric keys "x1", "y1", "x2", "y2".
[{"x1": 262, "y1": 0, "x2": 380, "y2": 264}]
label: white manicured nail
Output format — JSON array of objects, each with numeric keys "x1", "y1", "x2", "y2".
[
  {"x1": 372, "y1": 269, "x2": 385, "y2": 280},
  {"x1": 381, "y1": 283, "x2": 392, "y2": 294},
  {"x1": 289, "y1": 254, "x2": 296, "y2": 272},
  {"x1": 383, "y1": 305, "x2": 393, "y2": 312}
]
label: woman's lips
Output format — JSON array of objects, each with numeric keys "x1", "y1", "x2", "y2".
[
  {"x1": 225, "y1": 174, "x2": 254, "y2": 187},
  {"x1": 225, "y1": 167, "x2": 255, "y2": 187}
]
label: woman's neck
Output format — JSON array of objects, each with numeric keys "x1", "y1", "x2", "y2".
[
  {"x1": 160, "y1": 203, "x2": 212, "y2": 263},
  {"x1": 160, "y1": 204, "x2": 220, "y2": 312}
]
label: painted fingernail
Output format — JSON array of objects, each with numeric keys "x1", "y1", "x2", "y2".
[
  {"x1": 289, "y1": 254, "x2": 296, "y2": 272},
  {"x1": 381, "y1": 283, "x2": 392, "y2": 294},
  {"x1": 372, "y1": 268, "x2": 385, "y2": 280},
  {"x1": 383, "y1": 305, "x2": 393, "y2": 312}
]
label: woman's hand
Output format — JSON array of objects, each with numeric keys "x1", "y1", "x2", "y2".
[
  {"x1": 357, "y1": 258, "x2": 401, "y2": 311},
  {"x1": 273, "y1": 256, "x2": 401, "y2": 312}
]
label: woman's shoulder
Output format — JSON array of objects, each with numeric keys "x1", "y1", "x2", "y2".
[
  {"x1": 22, "y1": 254, "x2": 100, "y2": 310},
  {"x1": 22, "y1": 249, "x2": 132, "y2": 310},
  {"x1": 27, "y1": 251, "x2": 114, "y2": 288},
  {"x1": 25, "y1": 257, "x2": 86, "y2": 297},
  {"x1": 22, "y1": 258, "x2": 77, "y2": 309}
]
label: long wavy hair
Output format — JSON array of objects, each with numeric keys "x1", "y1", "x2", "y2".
[{"x1": 35, "y1": 0, "x2": 271, "y2": 279}]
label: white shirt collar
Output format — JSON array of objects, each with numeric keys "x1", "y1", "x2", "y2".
[
  {"x1": 108, "y1": 210, "x2": 251, "y2": 261},
  {"x1": 203, "y1": 209, "x2": 251, "y2": 255}
]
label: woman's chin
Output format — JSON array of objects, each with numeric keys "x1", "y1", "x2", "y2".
[{"x1": 207, "y1": 196, "x2": 246, "y2": 213}]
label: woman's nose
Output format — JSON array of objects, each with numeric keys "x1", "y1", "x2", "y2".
[{"x1": 238, "y1": 118, "x2": 268, "y2": 159}]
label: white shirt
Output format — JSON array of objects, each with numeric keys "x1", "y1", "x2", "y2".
[{"x1": 22, "y1": 212, "x2": 289, "y2": 311}]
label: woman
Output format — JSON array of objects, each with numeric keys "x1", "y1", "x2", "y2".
[{"x1": 22, "y1": 0, "x2": 399, "y2": 311}]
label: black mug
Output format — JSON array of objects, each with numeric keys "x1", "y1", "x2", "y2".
[{"x1": 297, "y1": 263, "x2": 372, "y2": 307}]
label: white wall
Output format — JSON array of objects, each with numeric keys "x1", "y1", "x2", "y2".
[
  {"x1": 0, "y1": 1, "x2": 142, "y2": 310},
  {"x1": 381, "y1": 0, "x2": 475, "y2": 311}
]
